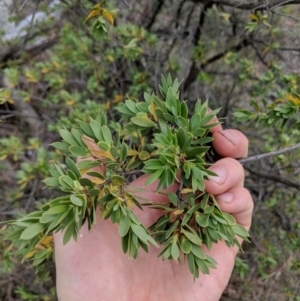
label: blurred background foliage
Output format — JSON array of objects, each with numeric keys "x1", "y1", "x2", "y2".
[{"x1": 0, "y1": 0, "x2": 299, "y2": 300}]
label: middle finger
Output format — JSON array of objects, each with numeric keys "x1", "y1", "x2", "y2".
[{"x1": 204, "y1": 157, "x2": 245, "y2": 195}]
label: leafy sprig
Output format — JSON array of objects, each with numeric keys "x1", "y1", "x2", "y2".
[{"x1": 4, "y1": 75, "x2": 249, "y2": 278}]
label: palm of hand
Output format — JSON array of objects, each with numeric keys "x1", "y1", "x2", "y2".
[{"x1": 55, "y1": 129, "x2": 253, "y2": 301}]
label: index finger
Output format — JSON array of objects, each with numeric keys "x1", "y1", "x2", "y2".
[{"x1": 209, "y1": 112, "x2": 248, "y2": 159}]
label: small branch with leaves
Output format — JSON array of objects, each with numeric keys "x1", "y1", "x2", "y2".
[{"x1": 4, "y1": 75, "x2": 250, "y2": 279}]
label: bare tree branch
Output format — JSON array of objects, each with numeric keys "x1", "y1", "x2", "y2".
[
  {"x1": 190, "y1": 0, "x2": 300, "y2": 11},
  {"x1": 0, "y1": 34, "x2": 60, "y2": 69},
  {"x1": 277, "y1": 47, "x2": 300, "y2": 52},
  {"x1": 239, "y1": 143, "x2": 300, "y2": 164},
  {"x1": 246, "y1": 167, "x2": 300, "y2": 190},
  {"x1": 146, "y1": 0, "x2": 164, "y2": 30},
  {"x1": 193, "y1": 3, "x2": 213, "y2": 45},
  {"x1": 184, "y1": 38, "x2": 249, "y2": 91},
  {"x1": 0, "y1": 76, "x2": 45, "y2": 136}
]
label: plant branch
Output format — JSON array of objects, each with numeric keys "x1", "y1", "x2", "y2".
[
  {"x1": 175, "y1": 0, "x2": 187, "y2": 29},
  {"x1": 190, "y1": 0, "x2": 300, "y2": 11},
  {"x1": 0, "y1": 76, "x2": 45, "y2": 135},
  {"x1": 117, "y1": 170, "x2": 144, "y2": 177},
  {"x1": 245, "y1": 167, "x2": 300, "y2": 191},
  {"x1": 146, "y1": 0, "x2": 164, "y2": 30},
  {"x1": 238, "y1": 143, "x2": 300, "y2": 164},
  {"x1": 192, "y1": 3, "x2": 213, "y2": 46},
  {"x1": 184, "y1": 38, "x2": 249, "y2": 91}
]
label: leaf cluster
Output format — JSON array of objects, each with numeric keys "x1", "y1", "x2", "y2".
[{"x1": 4, "y1": 75, "x2": 249, "y2": 278}]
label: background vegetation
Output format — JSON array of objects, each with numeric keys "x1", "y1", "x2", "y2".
[{"x1": 0, "y1": 0, "x2": 299, "y2": 300}]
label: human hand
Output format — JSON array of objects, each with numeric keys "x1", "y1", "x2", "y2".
[{"x1": 54, "y1": 124, "x2": 253, "y2": 301}]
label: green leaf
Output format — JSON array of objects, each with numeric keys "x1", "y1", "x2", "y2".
[
  {"x1": 187, "y1": 253, "x2": 195, "y2": 275},
  {"x1": 59, "y1": 175, "x2": 75, "y2": 189},
  {"x1": 79, "y1": 178, "x2": 94, "y2": 187},
  {"x1": 176, "y1": 127, "x2": 187, "y2": 149},
  {"x1": 59, "y1": 129, "x2": 80, "y2": 146},
  {"x1": 127, "y1": 210, "x2": 141, "y2": 225},
  {"x1": 138, "y1": 151, "x2": 150, "y2": 161},
  {"x1": 20, "y1": 223, "x2": 44, "y2": 240},
  {"x1": 86, "y1": 171, "x2": 105, "y2": 179},
  {"x1": 111, "y1": 175, "x2": 125, "y2": 185},
  {"x1": 195, "y1": 257, "x2": 210, "y2": 274},
  {"x1": 119, "y1": 215, "x2": 130, "y2": 237},
  {"x1": 122, "y1": 233, "x2": 129, "y2": 253},
  {"x1": 43, "y1": 177, "x2": 60, "y2": 187},
  {"x1": 117, "y1": 105, "x2": 134, "y2": 116},
  {"x1": 39, "y1": 213, "x2": 55, "y2": 223},
  {"x1": 35, "y1": 249, "x2": 50, "y2": 260},
  {"x1": 191, "y1": 244, "x2": 206, "y2": 259},
  {"x1": 125, "y1": 99, "x2": 138, "y2": 113},
  {"x1": 186, "y1": 203, "x2": 202, "y2": 215},
  {"x1": 131, "y1": 224, "x2": 149, "y2": 243},
  {"x1": 63, "y1": 222, "x2": 75, "y2": 245},
  {"x1": 181, "y1": 228, "x2": 202, "y2": 245},
  {"x1": 32, "y1": 256, "x2": 47, "y2": 267},
  {"x1": 97, "y1": 141, "x2": 110, "y2": 151},
  {"x1": 163, "y1": 113, "x2": 175, "y2": 123},
  {"x1": 181, "y1": 213, "x2": 192, "y2": 226},
  {"x1": 102, "y1": 126, "x2": 112, "y2": 145},
  {"x1": 145, "y1": 168, "x2": 164, "y2": 186},
  {"x1": 120, "y1": 143, "x2": 128, "y2": 162},
  {"x1": 89, "y1": 188, "x2": 100, "y2": 196},
  {"x1": 232, "y1": 224, "x2": 249, "y2": 239},
  {"x1": 180, "y1": 236, "x2": 192, "y2": 254},
  {"x1": 70, "y1": 195, "x2": 83, "y2": 206},
  {"x1": 171, "y1": 242, "x2": 180, "y2": 260},
  {"x1": 100, "y1": 111, "x2": 107, "y2": 125},
  {"x1": 131, "y1": 116, "x2": 157, "y2": 128},
  {"x1": 181, "y1": 102, "x2": 188, "y2": 119},
  {"x1": 204, "y1": 206, "x2": 214, "y2": 214},
  {"x1": 69, "y1": 145, "x2": 89, "y2": 156},
  {"x1": 47, "y1": 209, "x2": 71, "y2": 233},
  {"x1": 196, "y1": 213, "x2": 209, "y2": 227},
  {"x1": 71, "y1": 129, "x2": 84, "y2": 147},
  {"x1": 44, "y1": 205, "x2": 69, "y2": 215},
  {"x1": 181, "y1": 137, "x2": 193, "y2": 153},
  {"x1": 192, "y1": 137, "x2": 214, "y2": 145},
  {"x1": 168, "y1": 192, "x2": 178, "y2": 206},
  {"x1": 223, "y1": 213, "x2": 236, "y2": 225},
  {"x1": 186, "y1": 147, "x2": 210, "y2": 158},
  {"x1": 51, "y1": 141, "x2": 70, "y2": 151},
  {"x1": 65, "y1": 158, "x2": 81, "y2": 179},
  {"x1": 90, "y1": 119, "x2": 104, "y2": 141},
  {"x1": 207, "y1": 227, "x2": 218, "y2": 242},
  {"x1": 190, "y1": 113, "x2": 201, "y2": 131},
  {"x1": 165, "y1": 220, "x2": 179, "y2": 239},
  {"x1": 212, "y1": 212, "x2": 227, "y2": 225},
  {"x1": 77, "y1": 120, "x2": 95, "y2": 137},
  {"x1": 77, "y1": 160, "x2": 99, "y2": 170}
]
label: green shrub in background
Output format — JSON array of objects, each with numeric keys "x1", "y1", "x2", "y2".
[{"x1": 0, "y1": 1, "x2": 299, "y2": 300}]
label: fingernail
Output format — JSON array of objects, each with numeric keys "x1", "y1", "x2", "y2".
[
  {"x1": 208, "y1": 167, "x2": 227, "y2": 184},
  {"x1": 218, "y1": 130, "x2": 239, "y2": 145},
  {"x1": 217, "y1": 192, "x2": 233, "y2": 204}
]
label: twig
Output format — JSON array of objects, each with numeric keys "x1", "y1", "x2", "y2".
[
  {"x1": 177, "y1": 177, "x2": 184, "y2": 209},
  {"x1": 239, "y1": 143, "x2": 300, "y2": 164},
  {"x1": 190, "y1": 0, "x2": 300, "y2": 11},
  {"x1": 120, "y1": 0, "x2": 130, "y2": 8},
  {"x1": 24, "y1": 178, "x2": 39, "y2": 212},
  {"x1": 192, "y1": 3, "x2": 213, "y2": 45},
  {"x1": 245, "y1": 167, "x2": 300, "y2": 190},
  {"x1": 184, "y1": 38, "x2": 249, "y2": 91},
  {"x1": 118, "y1": 170, "x2": 144, "y2": 177},
  {"x1": 146, "y1": 0, "x2": 164, "y2": 30}
]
